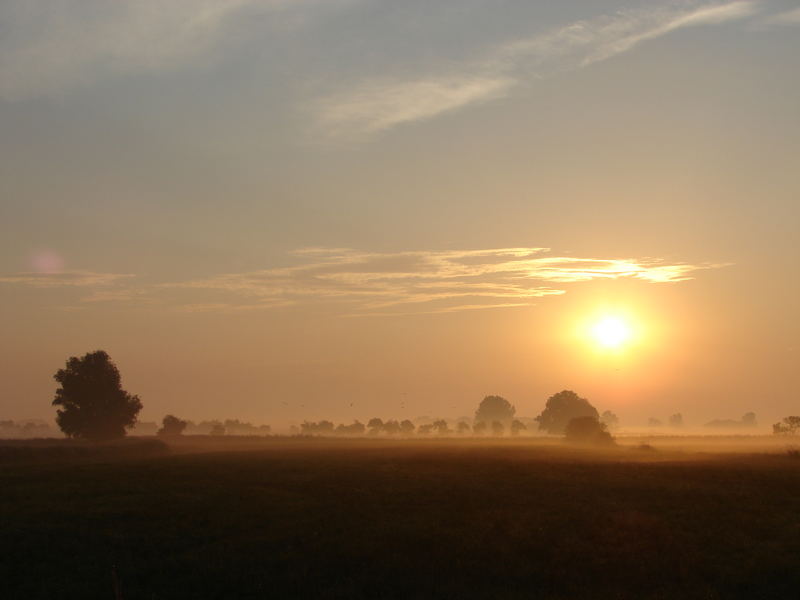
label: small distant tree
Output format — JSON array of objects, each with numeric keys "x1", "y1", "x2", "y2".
[
  {"x1": 773, "y1": 416, "x2": 800, "y2": 435},
  {"x1": 457, "y1": 421, "x2": 471, "y2": 435},
  {"x1": 223, "y1": 419, "x2": 263, "y2": 435},
  {"x1": 383, "y1": 420, "x2": 402, "y2": 435},
  {"x1": 158, "y1": 414, "x2": 188, "y2": 437},
  {"x1": 418, "y1": 423, "x2": 434, "y2": 435},
  {"x1": 367, "y1": 418, "x2": 384, "y2": 435},
  {"x1": 336, "y1": 421, "x2": 365, "y2": 436},
  {"x1": 400, "y1": 419, "x2": 415, "y2": 435},
  {"x1": 600, "y1": 410, "x2": 619, "y2": 430},
  {"x1": 209, "y1": 422, "x2": 225, "y2": 436},
  {"x1": 668, "y1": 413, "x2": 683, "y2": 428},
  {"x1": 648, "y1": 418, "x2": 663, "y2": 428},
  {"x1": 52, "y1": 350, "x2": 142, "y2": 441},
  {"x1": 564, "y1": 417, "x2": 614, "y2": 446},
  {"x1": 473, "y1": 421, "x2": 488, "y2": 435},
  {"x1": 475, "y1": 396, "x2": 515, "y2": 428},
  {"x1": 742, "y1": 412, "x2": 757, "y2": 427},
  {"x1": 510, "y1": 419, "x2": 527, "y2": 436},
  {"x1": 491, "y1": 421, "x2": 505, "y2": 437},
  {"x1": 301, "y1": 420, "x2": 335, "y2": 435},
  {"x1": 432, "y1": 419, "x2": 450, "y2": 435},
  {"x1": 536, "y1": 390, "x2": 598, "y2": 435}
]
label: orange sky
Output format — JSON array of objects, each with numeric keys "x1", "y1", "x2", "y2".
[{"x1": 1, "y1": 0, "x2": 798, "y2": 429}]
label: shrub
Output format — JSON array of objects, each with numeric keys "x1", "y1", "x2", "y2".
[{"x1": 564, "y1": 416, "x2": 614, "y2": 446}]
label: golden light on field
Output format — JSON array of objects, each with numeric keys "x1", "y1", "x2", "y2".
[{"x1": 591, "y1": 316, "x2": 633, "y2": 349}]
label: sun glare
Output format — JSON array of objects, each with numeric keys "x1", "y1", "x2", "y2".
[{"x1": 591, "y1": 316, "x2": 633, "y2": 349}]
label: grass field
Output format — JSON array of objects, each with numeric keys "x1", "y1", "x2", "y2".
[{"x1": 2, "y1": 437, "x2": 799, "y2": 599}]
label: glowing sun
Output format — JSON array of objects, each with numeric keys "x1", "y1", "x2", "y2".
[{"x1": 591, "y1": 316, "x2": 633, "y2": 349}]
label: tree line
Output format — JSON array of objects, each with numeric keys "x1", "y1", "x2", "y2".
[{"x1": 43, "y1": 350, "x2": 800, "y2": 442}]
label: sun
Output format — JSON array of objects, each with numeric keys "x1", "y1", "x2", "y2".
[{"x1": 590, "y1": 316, "x2": 633, "y2": 349}]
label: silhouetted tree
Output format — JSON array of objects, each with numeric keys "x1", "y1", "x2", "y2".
[
  {"x1": 300, "y1": 420, "x2": 334, "y2": 435},
  {"x1": 491, "y1": 420, "x2": 505, "y2": 437},
  {"x1": 158, "y1": 414, "x2": 188, "y2": 437},
  {"x1": 742, "y1": 412, "x2": 757, "y2": 427},
  {"x1": 600, "y1": 410, "x2": 619, "y2": 430},
  {"x1": 383, "y1": 420, "x2": 402, "y2": 435},
  {"x1": 473, "y1": 421, "x2": 487, "y2": 435},
  {"x1": 475, "y1": 395, "x2": 515, "y2": 427},
  {"x1": 648, "y1": 418, "x2": 663, "y2": 427},
  {"x1": 564, "y1": 416, "x2": 614, "y2": 446},
  {"x1": 773, "y1": 416, "x2": 800, "y2": 435},
  {"x1": 536, "y1": 390, "x2": 598, "y2": 435},
  {"x1": 210, "y1": 422, "x2": 226, "y2": 436},
  {"x1": 400, "y1": 419, "x2": 415, "y2": 435},
  {"x1": 336, "y1": 421, "x2": 365, "y2": 435},
  {"x1": 418, "y1": 423, "x2": 434, "y2": 435},
  {"x1": 457, "y1": 421, "x2": 471, "y2": 435},
  {"x1": 432, "y1": 419, "x2": 450, "y2": 435},
  {"x1": 668, "y1": 413, "x2": 683, "y2": 428},
  {"x1": 510, "y1": 419, "x2": 527, "y2": 436},
  {"x1": 367, "y1": 418, "x2": 384, "y2": 434},
  {"x1": 52, "y1": 350, "x2": 142, "y2": 441}
]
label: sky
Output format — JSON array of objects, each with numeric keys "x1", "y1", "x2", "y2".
[{"x1": 1, "y1": 0, "x2": 798, "y2": 429}]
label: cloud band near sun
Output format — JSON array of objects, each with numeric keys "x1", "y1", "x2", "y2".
[{"x1": 0, "y1": 247, "x2": 724, "y2": 315}]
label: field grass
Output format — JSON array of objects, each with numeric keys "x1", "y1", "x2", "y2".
[{"x1": 2, "y1": 437, "x2": 799, "y2": 599}]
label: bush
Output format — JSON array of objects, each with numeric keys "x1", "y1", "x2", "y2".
[
  {"x1": 564, "y1": 417, "x2": 615, "y2": 446},
  {"x1": 157, "y1": 415, "x2": 188, "y2": 437}
]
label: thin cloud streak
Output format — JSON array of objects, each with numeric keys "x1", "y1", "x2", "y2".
[
  {"x1": 0, "y1": 248, "x2": 726, "y2": 314},
  {"x1": 315, "y1": 1, "x2": 759, "y2": 137},
  {"x1": 317, "y1": 76, "x2": 516, "y2": 135},
  {"x1": 0, "y1": 271, "x2": 134, "y2": 287},
  {"x1": 163, "y1": 247, "x2": 725, "y2": 314}
]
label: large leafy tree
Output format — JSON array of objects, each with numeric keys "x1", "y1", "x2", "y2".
[
  {"x1": 52, "y1": 350, "x2": 142, "y2": 441},
  {"x1": 536, "y1": 390, "x2": 598, "y2": 434},
  {"x1": 474, "y1": 395, "x2": 515, "y2": 426}
]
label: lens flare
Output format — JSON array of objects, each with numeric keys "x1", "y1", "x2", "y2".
[{"x1": 31, "y1": 250, "x2": 64, "y2": 274}]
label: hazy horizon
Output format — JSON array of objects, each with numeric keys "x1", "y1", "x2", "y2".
[{"x1": 1, "y1": 0, "x2": 798, "y2": 427}]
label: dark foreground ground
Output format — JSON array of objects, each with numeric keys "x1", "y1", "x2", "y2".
[{"x1": 2, "y1": 437, "x2": 799, "y2": 599}]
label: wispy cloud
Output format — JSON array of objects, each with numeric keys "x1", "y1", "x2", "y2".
[
  {"x1": 314, "y1": 1, "x2": 759, "y2": 137},
  {"x1": 0, "y1": 271, "x2": 134, "y2": 287},
  {"x1": 316, "y1": 76, "x2": 515, "y2": 136},
  {"x1": 162, "y1": 247, "x2": 725, "y2": 314},
  {"x1": 0, "y1": 248, "x2": 724, "y2": 314},
  {"x1": 0, "y1": 0, "x2": 356, "y2": 101}
]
